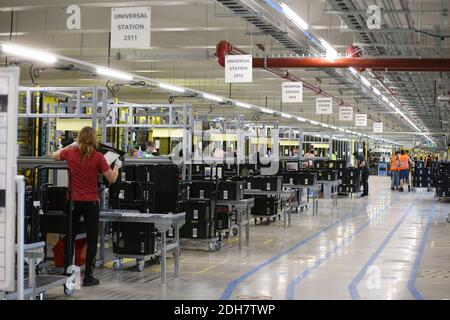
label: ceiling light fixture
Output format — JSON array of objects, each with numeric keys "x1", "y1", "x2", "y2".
[
  {"x1": 320, "y1": 38, "x2": 338, "y2": 59},
  {"x1": 348, "y1": 67, "x2": 358, "y2": 74},
  {"x1": 260, "y1": 107, "x2": 274, "y2": 114},
  {"x1": 203, "y1": 93, "x2": 223, "y2": 103},
  {"x1": 2, "y1": 43, "x2": 57, "y2": 64},
  {"x1": 280, "y1": 3, "x2": 309, "y2": 30},
  {"x1": 360, "y1": 76, "x2": 371, "y2": 87},
  {"x1": 159, "y1": 82, "x2": 186, "y2": 93},
  {"x1": 236, "y1": 101, "x2": 252, "y2": 109},
  {"x1": 96, "y1": 67, "x2": 133, "y2": 81}
]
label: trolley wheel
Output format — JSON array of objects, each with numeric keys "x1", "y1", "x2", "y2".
[
  {"x1": 37, "y1": 263, "x2": 48, "y2": 275},
  {"x1": 63, "y1": 284, "x2": 75, "y2": 297},
  {"x1": 232, "y1": 228, "x2": 239, "y2": 236},
  {"x1": 447, "y1": 216, "x2": 450, "y2": 223},
  {"x1": 39, "y1": 292, "x2": 46, "y2": 300},
  {"x1": 137, "y1": 259, "x2": 145, "y2": 272},
  {"x1": 113, "y1": 259, "x2": 123, "y2": 271},
  {"x1": 215, "y1": 242, "x2": 222, "y2": 251},
  {"x1": 254, "y1": 218, "x2": 257, "y2": 225},
  {"x1": 209, "y1": 242, "x2": 217, "y2": 252},
  {"x1": 225, "y1": 231, "x2": 230, "y2": 239}
]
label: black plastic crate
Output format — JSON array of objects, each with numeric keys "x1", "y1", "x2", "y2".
[
  {"x1": 181, "y1": 220, "x2": 210, "y2": 239},
  {"x1": 283, "y1": 172, "x2": 317, "y2": 185},
  {"x1": 245, "y1": 176, "x2": 282, "y2": 191},
  {"x1": 217, "y1": 181, "x2": 244, "y2": 200},
  {"x1": 112, "y1": 222, "x2": 155, "y2": 255},
  {"x1": 189, "y1": 181, "x2": 214, "y2": 199},
  {"x1": 251, "y1": 196, "x2": 278, "y2": 216},
  {"x1": 322, "y1": 170, "x2": 338, "y2": 181},
  {"x1": 109, "y1": 182, "x2": 150, "y2": 202},
  {"x1": 179, "y1": 199, "x2": 210, "y2": 221}
]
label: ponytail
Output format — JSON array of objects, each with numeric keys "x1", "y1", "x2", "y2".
[{"x1": 77, "y1": 126, "x2": 98, "y2": 165}]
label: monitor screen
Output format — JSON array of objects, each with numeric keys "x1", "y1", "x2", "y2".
[{"x1": 286, "y1": 161, "x2": 299, "y2": 172}]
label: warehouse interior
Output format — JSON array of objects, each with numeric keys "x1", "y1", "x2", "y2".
[{"x1": 0, "y1": 0, "x2": 449, "y2": 301}]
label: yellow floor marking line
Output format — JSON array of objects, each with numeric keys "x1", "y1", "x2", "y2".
[
  {"x1": 263, "y1": 238, "x2": 274, "y2": 245},
  {"x1": 225, "y1": 237, "x2": 240, "y2": 244}
]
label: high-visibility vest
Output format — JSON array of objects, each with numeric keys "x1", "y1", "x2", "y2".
[
  {"x1": 398, "y1": 154, "x2": 409, "y2": 170},
  {"x1": 390, "y1": 156, "x2": 399, "y2": 171}
]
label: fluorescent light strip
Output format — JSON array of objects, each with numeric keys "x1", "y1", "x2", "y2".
[
  {"x1": 348, "y1": 67, "x2": 358, "y2": 74},
  {"x1": 236, "y1": 101, "x2": 252, "y2": 109},
  {"x1": 280, "y1": 3, "x2": 308, "y2": 30},
  {"x1": 260, "y1": 107, "x2": 274, "y2": 114},
  {"x1": 361, "y1": 76, "x2": 371, "y2": 87},
  {"x1": 203, "y1": 93, "x2": 223, "y2": 103},
  {"x1": 310, "y1": 120, "x2": 319, "y2": 125},
  {"x1": 159, "y1": 82, "x2": 186, "y2": 93},
  {"x1": 321, "y1": 123, "x2": 330, "y2": 128},
  {"x1": 280, "y1": 112, "x2": 292, "y2": 119},
  {"x1": 297, "y1": 116, "x2": 306, "y2": 122},
  {"x1": 382, "y1": 95, "x2": 389, "y2": 103},
  {"x1": 2, "y1": 43, "x2": 57, "y2": 64},
  {"x1": 96, "y1": 67, "x2": 133, "y2": 81},
  {"x1": 373, "y1": 87, "x2": 381, "y2": 95},
  {"x1": 320, "y1": 38, "x2": 338, "y2": 58}
]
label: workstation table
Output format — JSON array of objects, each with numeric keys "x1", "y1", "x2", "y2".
[
  {"x1": 320, "y1": 180, "x2": 342, "y2": 208},
  {"x1": 215, "y1": 198, "x2": 254, "y2": 250},
  {"x1": 283, "y1": 184, "x2": 321, "y2": 215},
  {"x1": 243, "y1": 189, "x2": 296, "y2": 228},
  {"x1": 98, "y1": 211, "x2": 186, "y2": 283}
]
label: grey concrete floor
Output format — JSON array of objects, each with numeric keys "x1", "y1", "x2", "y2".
[{"x1": 47, "y1": 176, "x2": 450, "y2": 300}]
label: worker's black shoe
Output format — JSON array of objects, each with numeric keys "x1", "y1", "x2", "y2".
[
  {"x1": 399, "y1": 188, "x2": 404, "y2": 192},
  {"x1": 408, "y1": 185, "x2": 411, "y2": 192},
  {"x1": 83, "y1": 276, "x2": 100, "y2": 287},
  {"x1": 391, "y1": 187, "x2": 395, "y2": 191}
]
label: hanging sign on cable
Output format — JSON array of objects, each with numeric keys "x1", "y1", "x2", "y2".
[
  {"x1": 316, "y1": 97, "x2": 332, "y2": 114},
  {"x1": 225, "y1": 55, "x2": 252, "y2": 83},
  {"x1": 111, "y1": 7, "x2": 151, "y2": 49},
  {"x1": 339, "y1": 106, "x2": 353, "y2": 121},
  {"x1": 355, "y1": 113, "x2": 368, "y2": 127},
  {"x1": 282, "y1": 82, "x2": 303, "y2": 103},
  {"x1": 373, "y1": 122, "x2": 383, "y2": 133}
]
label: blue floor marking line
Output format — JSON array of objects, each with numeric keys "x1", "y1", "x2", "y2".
[
  {"x1": 407, "y1": 201, "x2": 437, "y2": 300},
  {"x1": 219, "y1": 196, "x2": 387, "y2": 300},
  {"x1": 347, "y1": 194, "x2": 421, "y2": 300},
  {"x1": 285, "y1": 194, "x2": 399, "y2": 300}
]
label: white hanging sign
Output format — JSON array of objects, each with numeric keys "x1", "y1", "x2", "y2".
[
  {"x1": 339, "y1": 106, "x2": 353, "y2": 121},
  {"x1": 355, "y1": 113, "x2": 368, "y2": 127},
  {"x1": 225, "y1": 55, "x2": 252, "y2": 83},
  {"x1": 373, "y1": 122, "x2": 383, "y2": 133},
  {"x1": 316, "y1": 98, "x2": 332, "y2": 114},
  {"x1": 282, "y1": 82, "x2": 303, "y2": 103},
  {"x1": 111, "y1": 7, "x2": 151, "y2": 49}
]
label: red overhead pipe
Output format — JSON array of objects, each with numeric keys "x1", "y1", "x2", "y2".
[{"x1": 217, "y1": 41, "x2": 450, "y2": 71}]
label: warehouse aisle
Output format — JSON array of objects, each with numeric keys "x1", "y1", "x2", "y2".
[{"x1": 47, "y1": 176, "x2": 449, "y2": 300}]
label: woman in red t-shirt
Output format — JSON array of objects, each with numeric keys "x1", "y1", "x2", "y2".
[{"x1": 53, "y1": 126, "x2": 119, "y2": 286}]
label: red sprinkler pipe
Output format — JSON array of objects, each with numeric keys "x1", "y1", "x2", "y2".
[{"x1": 217, "y1": 41, "x2": 450, "y2": 71}]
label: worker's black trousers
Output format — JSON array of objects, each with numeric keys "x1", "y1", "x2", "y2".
[
  {"x1": 71, "y1": 201, "x2": 100, "y2": 278},
  {"x1": 361, "y1": 170, "x2": 369, "y2": 195}
]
